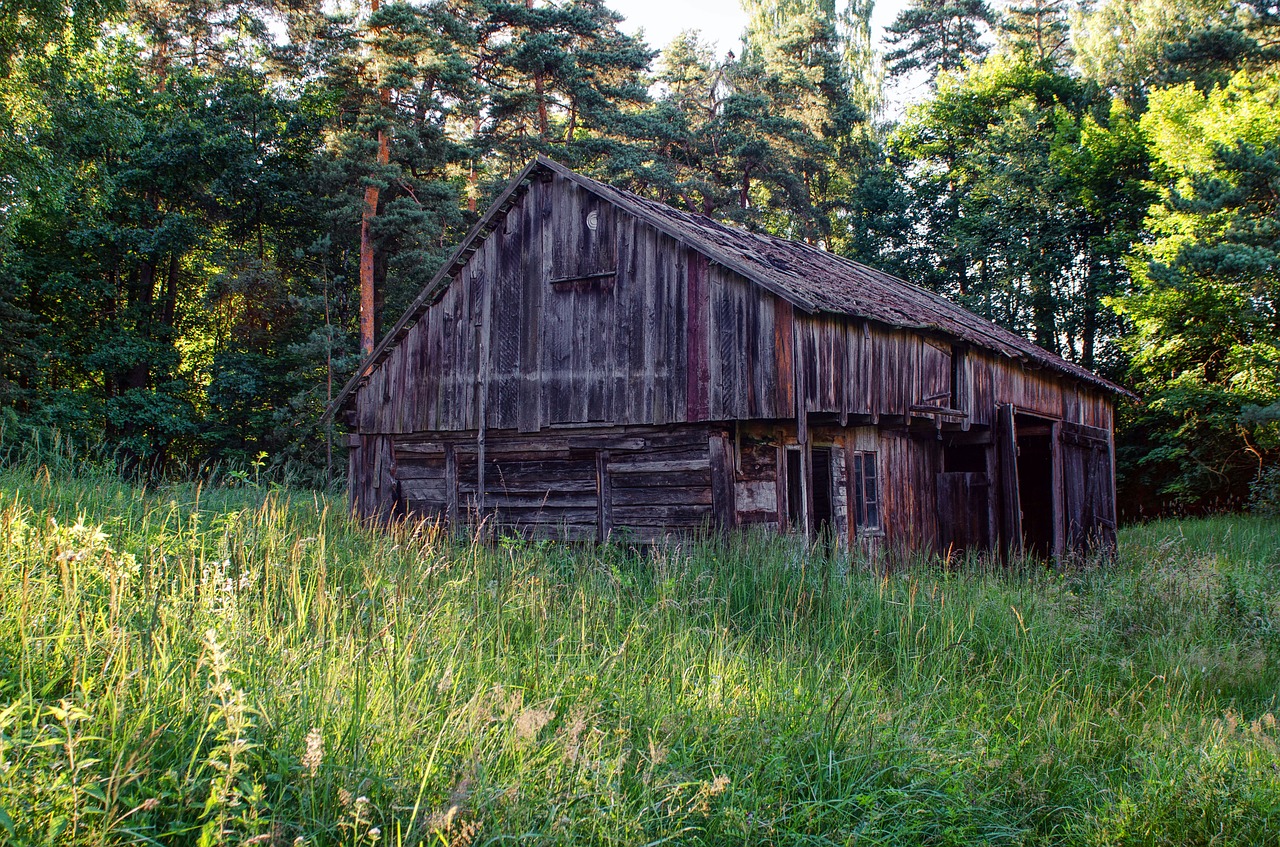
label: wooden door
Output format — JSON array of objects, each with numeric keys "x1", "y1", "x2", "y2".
[
  {"x1": 937, "y1": 472, "x2": 990, "y2": 555},
  {"x1": 1061, "y1": 422, "x2": 1117, "y2": 553}
]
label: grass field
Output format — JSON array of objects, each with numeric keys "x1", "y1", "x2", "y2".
[{"x1": 1, "y1": 465, "x2": 1278, "y2": 846}]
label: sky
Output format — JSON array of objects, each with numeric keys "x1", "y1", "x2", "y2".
[
  {"x1": 605, "y1": 0, "x2": 916, "y2": 115},
  {"x1": 605, "y1": 0, "x2": 908, "y2": 56}
]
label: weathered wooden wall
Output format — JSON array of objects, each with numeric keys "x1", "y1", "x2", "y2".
[
  {"x1": 385, "y1": 425, "x2": 723, "y2": 544},
  {"x1": 349, "y1": 433, "x2": 397, "y2": 521},
  {"x1": 352, "y1": 172, "x2": 1115, "y2": 439},
  {"x1": 348, "y1": 169, "x2": 1120, "y2": 557}
]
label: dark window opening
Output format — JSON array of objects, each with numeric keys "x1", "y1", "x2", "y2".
[
  {"x1": 786, "y1": 448, "x2": 804, "y2": 532},
  {"x1": 944, "y1": 443, "x2": 987, "y2": 474},
  {"x1": 812, "y1": 448, "x2": 834, "y2": 537},
  {"x1": 851, "y1": 451, "x2": 880, "y2": 533}
]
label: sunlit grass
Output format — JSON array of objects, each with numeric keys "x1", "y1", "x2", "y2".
[{"x1": 1, "y1": 465, "x2": 1278, "y2": 845}]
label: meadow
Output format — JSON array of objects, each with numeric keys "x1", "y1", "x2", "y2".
[{"x1": 1, "y1": 463, "x2": 1278, "y2": 846}]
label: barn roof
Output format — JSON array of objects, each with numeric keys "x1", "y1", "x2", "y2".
[{"x1": 330, "y1": 156, "x2": 1129, "y2": 417}]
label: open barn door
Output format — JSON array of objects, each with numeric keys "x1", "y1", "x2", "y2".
[
  {"x1": 996, "y1": 403, "x2": 1022, "y2": 556},
  {"x1": 1061, "y1": 422, "x2": 1117, "y2": 553}
]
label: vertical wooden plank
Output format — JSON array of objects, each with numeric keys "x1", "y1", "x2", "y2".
[
  {"x1": 618, "y1": 214, "x2": 644, "y2": 423},
  {"x1": 776, "y1": 436, "x2": 789, "y2": 533},
  {"x1": 794, "y1": 316, "x2": 807, "y2": 446},
  {"x1": 774, "y1": 293, "x2": 795, "y2": 422},
  {"x1": 596, "y1": 450, "x2": 612, "y2": 541},
  {"x1": 709, "y1": 431, "x2": 737, "y2": 532},
  {"x1": 445, "y1": 443, "x2": 458, "y2": 525},
  {"x1": 476, "y1": 240, "x2": 494, "y2": 516},
  {"x1": 997, "y1": 403, "x2": 1022, "y2": 556},
  {"x1": 669, "y1": 241, "x2": 688, "y2": 422},
  {"x1": 1051, "y1": 420, "x2": 1064, "y2": 558},
  {"x1": 607, "y1": 218, "x2": 630, "y2": 424},
  {"x1": 687, "y1": 251, "x2": 710, "y2": 421},
  {"x1": 639, "y1": 225, "x2": 658, "y2": 423},
  {"x1": 519, "y1": 181, "x2": 544, "y2": 432},
  {"x1": 349, "y1": 438, "x2": 362, "y2": 516},
  {"x1": 653, "y1": 233, "x2": 670, "y2": 425},
  {"x1": 844, "y1": 441, "x2": 857, "y2": 546},
  {"x1": 744, "y1": 279, "x2": 760, "y2": 416}
]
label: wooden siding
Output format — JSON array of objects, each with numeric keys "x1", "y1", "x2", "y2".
[
  {"x1": 346, "y1": 167, "x2": 1121, "y2": 558},
  {"x1": 388, "y1": 425, "x2": 716, "y2": 544},
  {"x1": 352, "y1": 172, "x2": 1115, "y2": 438}
]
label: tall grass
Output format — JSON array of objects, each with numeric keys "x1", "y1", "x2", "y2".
[{"x1": 1, "y1": 464, "x2": 1278, "y2": 845}]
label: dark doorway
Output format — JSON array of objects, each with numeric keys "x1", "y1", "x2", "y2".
[
  {"x1": 786, "y1": 448, "x2": 804, "y2": 532},
  {"x1": 811, "y1": 447, "x2": 834, "y2": 538},
  {"x1": 1014, "y1": 416, "x2": 1055, "y2": 557}
]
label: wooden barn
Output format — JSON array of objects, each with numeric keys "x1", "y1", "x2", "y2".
[{"x1": 329, "y1": 157, "x2": 1131, "y2": 558}]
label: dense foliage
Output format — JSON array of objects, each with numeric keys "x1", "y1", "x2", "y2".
[
  {"x1": 2, "y1": 466, "x2": 1279, "y2": 844},
  {"x1": 0, "y1": 0, "x2": 1277, "y2": 511}
]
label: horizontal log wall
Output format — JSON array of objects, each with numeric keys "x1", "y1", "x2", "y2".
[
  {"x1": 373, "y1": 415, "x2": 1114, "y2": 558},
  {"x1": 388, "y1": 425, "x2": 716, "y2": 544}
]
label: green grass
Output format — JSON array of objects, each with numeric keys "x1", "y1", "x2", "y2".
[{"x1": 1, "y1": 466, "x2": 1279, "y2": 846}]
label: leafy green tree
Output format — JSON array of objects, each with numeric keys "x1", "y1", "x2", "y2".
[
  {"x1": 1072, "y1": 0, "x2": 1235, "y2": 106},
  {"x1": 891, "y1": 56, "x2": 1149, "y2": 364},
  {"x1": 1114, "y1": 69, "x2": 1280, "y2": 510}
]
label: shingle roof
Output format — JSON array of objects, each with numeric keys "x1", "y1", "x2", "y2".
[{"x1": 329, "y1": 156, "x2": 1129, "y2": 418}]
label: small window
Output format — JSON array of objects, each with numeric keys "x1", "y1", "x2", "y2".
[{"x1": 851, "y1": 451, "x2": 880, "y2": 533}]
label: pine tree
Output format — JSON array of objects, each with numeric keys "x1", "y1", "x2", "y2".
[
  {"x1": 467, "y1": 0, "x2": 654, "y2": 179},
  {"x1": 999, "y1": 0, "x2": 1071, "y2": 68},
  {"x1": 883, "y1": 0, "x2": 993, "y2": 82},
  {"x1": 646, "y1": 32, "x2": 824, "y2": 235}
]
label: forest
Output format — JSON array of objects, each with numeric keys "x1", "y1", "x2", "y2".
[{"x1": 1, "y1": 0, "x2": 1277, "y2": 516}]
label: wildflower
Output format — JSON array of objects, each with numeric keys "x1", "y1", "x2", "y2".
[
  {"x1": 140, "y1": 798, "x2": 160, "y2": 812},
  {"x1": 339, "y1": 788, "x2": 353, "y2": 808},
  {"x1": 367, "y1": 826, "x2": 381, "y2": 841},
  {"x1": 302, "y1": 727, "x2": 323, "y2": 777}
]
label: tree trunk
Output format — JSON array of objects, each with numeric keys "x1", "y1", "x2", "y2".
[
  {"x1": 359, "y1": 0, "x2": 391, "y2": 358},
  {"x1": 528, "y1": 0, "x2": 549, "y2": 138},
  {"x1": 1082, "y1": 252, "x2": 1099, "y2": 370}
]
